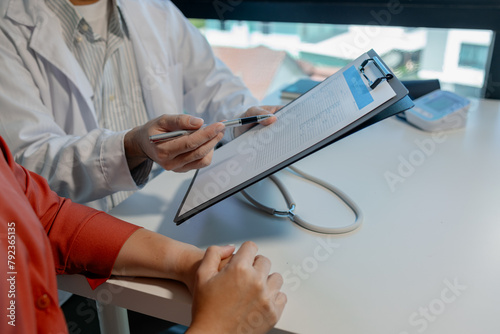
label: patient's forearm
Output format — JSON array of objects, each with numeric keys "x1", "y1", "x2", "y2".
[{"x1": 112, "y1": 229, "x2": 204, "y2": 292}]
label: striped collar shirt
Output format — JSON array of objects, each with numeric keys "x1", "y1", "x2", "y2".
[{"x1": 45, "y1": 0, "x2": 151, "y2": 209}]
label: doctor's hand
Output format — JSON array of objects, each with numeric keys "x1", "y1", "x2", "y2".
[
  {"x1": 233, "y1": 105, "x2": 281, "y2": 138},
  {"x1": 124, "y1": 114, "x2": 225, "y2": 173},
  {"x1": 187, "y1": 241, "x2": 287, "y2": 334}
]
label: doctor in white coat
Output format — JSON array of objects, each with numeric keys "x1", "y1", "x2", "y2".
[{"x1": 0, "y1": 0, "x2": 277, "y2": 211}]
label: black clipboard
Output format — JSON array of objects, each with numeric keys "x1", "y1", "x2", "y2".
[{"x1": 174, "y1": 49, "x2": 413, "y2": 225}]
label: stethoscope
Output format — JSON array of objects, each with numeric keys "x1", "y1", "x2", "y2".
[{"x1": 240, "y1": 165, "x2": 363, "y2": 234}]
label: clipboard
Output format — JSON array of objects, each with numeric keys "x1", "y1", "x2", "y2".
[{"x1": 174, "y1": 49, "x2": 413, "y2": 225}]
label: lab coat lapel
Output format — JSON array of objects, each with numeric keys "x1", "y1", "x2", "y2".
[
  {"x1": 6, "y1": 0, "x2": 96, "y2": 124},
  {"x1": 118, "y1": 0, "x2": 183, "y2": 119}
]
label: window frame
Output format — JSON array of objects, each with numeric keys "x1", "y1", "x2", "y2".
[{"x1": 172, "y1": 0, "x2": 500, "y2": 98}]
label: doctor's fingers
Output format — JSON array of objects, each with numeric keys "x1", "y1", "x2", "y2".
[
  {"x1": 152, "y1": 121, "x2": 223, "y2": 162},
  {"x1": 158, "y1": 132, "x2": 223, "y2": 171},
  {"x1": 154, "y1": 114, "x2": 204, "y2": 132},
  {"x1": 172, "y1": 122, "x2": 225, "y2": 156},
  {"x1": 234, "y1": 106, "x2": 278, "y2": 138},
  {"x1": 245, "y1": 105, "x2": 281, "y2": 117},
  {"x1": 171, "y1": 149, "x2": 216, "y2": 173}
]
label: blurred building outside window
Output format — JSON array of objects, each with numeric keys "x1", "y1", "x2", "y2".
[{"x1": 192, "y1": 19, "x2": 492, "y2": 101}]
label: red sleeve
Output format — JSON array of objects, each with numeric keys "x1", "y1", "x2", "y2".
[{"x1": 3, "y1": 137, "x2": 141, "y2": 287}]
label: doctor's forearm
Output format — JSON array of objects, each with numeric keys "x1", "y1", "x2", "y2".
[{"x1": 124, "y1": 126, "x2": 149, "y2": 171}]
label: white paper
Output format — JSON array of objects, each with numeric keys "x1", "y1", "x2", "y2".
[{"x1": 178, "y1": 54, "x2": 396, "y2": 217}]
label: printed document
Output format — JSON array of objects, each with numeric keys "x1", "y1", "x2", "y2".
[{"x1": 178, "y1": 54, "x2": 396, "y2": 217}]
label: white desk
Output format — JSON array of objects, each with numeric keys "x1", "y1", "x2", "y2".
[{"x1": 58, "y1": 97, "x2": 500, "y2": 334}]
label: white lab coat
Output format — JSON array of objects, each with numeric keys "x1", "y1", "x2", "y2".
[{"x1": 0, "y1": 0, "x2": 258, "y2": 210}]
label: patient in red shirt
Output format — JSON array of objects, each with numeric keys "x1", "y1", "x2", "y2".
[{"x1": 0, "y1": 136, "x2": 286, "y2": 334}]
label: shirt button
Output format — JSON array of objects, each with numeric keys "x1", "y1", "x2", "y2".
[
  {"x1": 82, "y1": 24, "x2": 89, "y2": 32},
  {"x1": 109, "y1": 95, "x2": 115, "y2": 102},
  {"x1": 36, "y1": 294, "x2": 51, "y2": 310},
  {"x1": 75, "y1": 35, "x2": 83, "y2": 43}
]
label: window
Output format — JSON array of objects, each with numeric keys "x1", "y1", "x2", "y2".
[
  {"x1": 459, "y1": 43, "x2": 490, "y2": 70},
  {"x1": 195, "y1": 20, "x2": 493, "y2": 100}
]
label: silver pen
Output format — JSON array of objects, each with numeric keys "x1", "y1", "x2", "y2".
[{"x1": 149, "y1": 114, "x2": 273, "y2": 144}]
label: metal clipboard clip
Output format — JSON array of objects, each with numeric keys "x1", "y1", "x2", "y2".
[{"x1": 358, "y1": 56, "x2": 394, "y2": 89}]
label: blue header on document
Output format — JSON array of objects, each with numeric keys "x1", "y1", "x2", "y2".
[{"x1": 343, "y1": 66, "x2": 374, "y2": 110}]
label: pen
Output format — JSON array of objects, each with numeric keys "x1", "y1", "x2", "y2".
[{"x1": 149, "y1": 114, "x2": 273, "y2": 144}]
